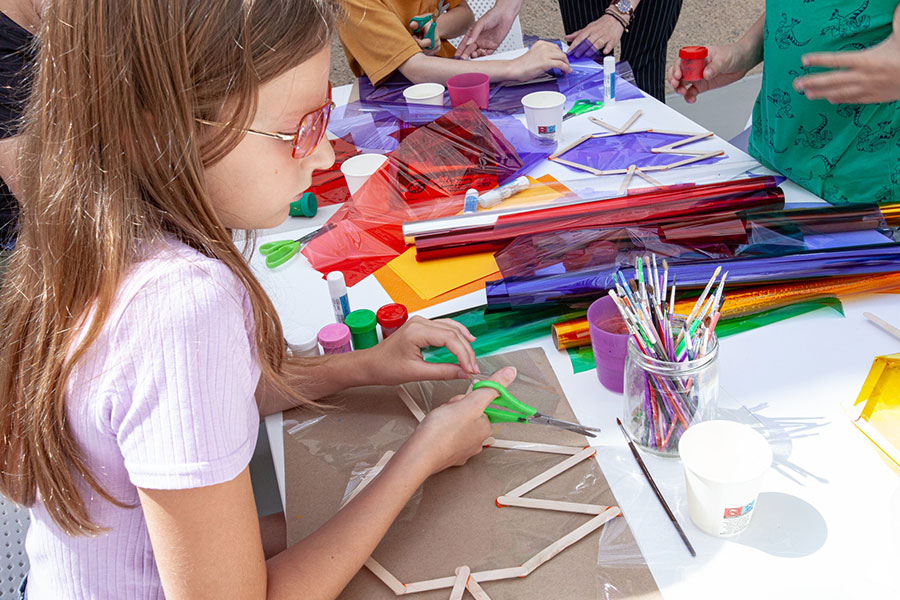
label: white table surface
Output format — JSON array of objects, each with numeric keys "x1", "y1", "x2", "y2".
[{"x1": 257, "y1": 64, "x2": 900, "y2": 599}]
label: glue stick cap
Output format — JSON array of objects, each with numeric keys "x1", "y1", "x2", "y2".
[
  {"x1": 289, "y1": 192, "x2": 318, "y2": 217},
  {"x1": 326, "y1": 271, "x2": 346, "y2": 296},
  {"x1": 603, "y1": 55, "x2": 615, "y2": 70},
  {"x1": 344, "y1": 309, "x2": 377, "y2": 334},
  {"x1": 376, "y1": 303, "x2": 408, "y2": 330}
]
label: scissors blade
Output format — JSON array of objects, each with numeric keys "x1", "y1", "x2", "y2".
[{"x1": 530, "y1": 414, "x2": 600, "y2": 437}]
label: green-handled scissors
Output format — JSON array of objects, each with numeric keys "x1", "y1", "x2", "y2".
[
  {"x1": 258, "y1": 228, "x2": 322, "y2": 269},
  {"x1": 472, "y1": 381, "x2": 601, "y2": 437},
  {"x1": 408, "y1": 0, "x2": 449, "y2": 50},
  {"x1": 563, "y1": 99, "x2": 604, "y2": 121}
]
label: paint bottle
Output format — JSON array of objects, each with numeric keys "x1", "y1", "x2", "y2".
[
  {"x1": 345, "y1": 309, "x2": 379, "y2": 350},
  {"x1": 326, "y1": 271, "x2": 351, "y2": 323},
  {"x1": 603, "y1": 56, "x2": 616, "y2": 105},
  {"x1": 376, "y1": 303, "x2": 409, "y2": 339},
  {"x1": 318, "y1": 323, "x2": 352, "y2": 354},
  {"x1": 285, "y1": 325, "x2": 320, "y2": 357},
  {"x1": 678, "y1": 46, "x2": 708, "y2": 82},
  {"x1": 463, "y1": 188, "x2": 479, "y2": 214},
  {"x1": 478, "y1": 176, "x2": 531, "y2": 208}
]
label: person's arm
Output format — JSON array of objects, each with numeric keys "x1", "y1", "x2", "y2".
[
  {"x1": 793, "y1": 2, "x2": 900, "y2": 104},
  {"x1": 435, "y1": 1, "x2": 473, "y2": 40},
  {"x1": 455, "y1": 0, "x2": 523, "y2": 59},
  {"x1": 257, "y1": 316, "x2": 480, "y2": 416},
  {"x1": 140, "y1": 367, "x2": 517, "y2": 600},
  {"x1": 668, "y1": 12, "x2": 765, "y2": 104},
  {"x1": 565, "y1": 0, "x2": 640, "y2": 58},
  {"x1": 399, "y1": 39, "x2": 570, "y2": 83}
]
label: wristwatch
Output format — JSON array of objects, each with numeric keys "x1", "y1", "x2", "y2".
[{"x1": 610, "y1": 0, "x2": 634, "y2": 21}]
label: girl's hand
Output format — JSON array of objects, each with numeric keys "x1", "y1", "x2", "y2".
[
  {"x1": 411, "y1": 366, "x2": 517, "y2": 475},
  {"x1": 668, "y1": 44, "x2": 752, "y2": 104},
  {"x1": 358, "y1": 315, "x2": 479, "y2": 385},
  {"x1": 510, "y1": 41, "x2": 571, "y2": 82},
  {"x1": 411, "y1": 17, "x2": 442, "y2": 55}
]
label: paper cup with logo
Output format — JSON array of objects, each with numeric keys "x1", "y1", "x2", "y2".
[
  {"x1": 678, "y1": 420, "x2": 773, "y2": 537},
  {"x1": 340, "y1": 153, "x2": 388, "y2": 197},
  {"x1": 521, "y1": 91, "x2": 566, "y2": 141},
  {"x1": 403, "y1": 82, "x2": 445, "y2": 106}
]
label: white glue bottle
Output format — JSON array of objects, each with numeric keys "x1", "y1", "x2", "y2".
[{"x1": 603, "y1": 56, "x2": 616, "y2": 105}]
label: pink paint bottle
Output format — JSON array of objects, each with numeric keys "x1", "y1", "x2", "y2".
[
  {"x1": 376, "y1": 303, "x2": 409, "y2": 339},
  {"x1": 318, "y1": 323, "x2": 352, "y2": 354},
  {"x1": 679, "y1": 46, "x2": 708, "y2": 82}
]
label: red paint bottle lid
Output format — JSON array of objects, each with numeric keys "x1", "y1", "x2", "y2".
[
  {"x1": 376, "y1": 303, "x2": 409, "y2": 329},
  {"x1": 679, "y1": 46, "x2": 708, "y2": 60}
]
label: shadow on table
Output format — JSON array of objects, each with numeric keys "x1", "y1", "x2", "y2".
[{"x1": 733, "y1": 492, "x2": 827, "y2": 558}]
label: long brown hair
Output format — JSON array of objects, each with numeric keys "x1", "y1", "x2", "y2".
[{"x1": 0, "y1": 0, "x2": 339, "y2": 536}]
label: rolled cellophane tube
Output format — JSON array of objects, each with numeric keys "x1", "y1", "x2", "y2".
[{"x1": 553, "y1": 271, "x2": 900, "y2": 350}]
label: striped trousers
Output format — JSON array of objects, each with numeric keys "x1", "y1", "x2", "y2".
[{"x1": 558, "y1": 0, "x2": 684, "y2": 101}]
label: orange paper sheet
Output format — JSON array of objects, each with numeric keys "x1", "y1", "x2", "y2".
[{"x1": 387, "y1": 247, "x2": 500, "y2": 301}]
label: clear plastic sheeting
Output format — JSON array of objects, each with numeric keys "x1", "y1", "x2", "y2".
[
  {"x1": 280, "y1": 349, "x2": 662, "y2": 599},
  {"x1": 556, "y1": 131, "x2": 726, "y2": 173}
]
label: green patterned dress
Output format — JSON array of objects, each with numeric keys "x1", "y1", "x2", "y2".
[{"x1": 748, "y1": 0, "x2": 900, "y2": 204}]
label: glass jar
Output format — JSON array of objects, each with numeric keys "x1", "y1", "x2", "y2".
[{"x1": 622, "y1": 323, "x2": 719, "y2": 457}]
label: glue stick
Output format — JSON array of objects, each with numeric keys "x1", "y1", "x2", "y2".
[
  {"x1": 326, "y1": 271, "x2": 351, "y2": 324},
  {"x1": 603, "y1": 56, "x2": 616, "y2": 105},
  {"x1": 478, "y1": 176, "x2": 531, "y2": 208},
  {"x1": 463, "y1": 188, "x2": 479, "y2": 214}
]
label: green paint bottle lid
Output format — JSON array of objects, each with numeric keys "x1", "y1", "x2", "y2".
[
  {"x1": 344, "y1": 309, "x2": 377, "y2": 334},
  {"x1": 289, "y1": 192, "x2": 318, "y2": 218}
]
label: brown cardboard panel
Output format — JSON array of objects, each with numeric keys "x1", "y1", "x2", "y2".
[{"x1": 283, "y1": 349, "x2": 661, "y2": 599}]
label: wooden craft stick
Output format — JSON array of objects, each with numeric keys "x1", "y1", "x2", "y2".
[
  {"x1": 521, "y1": 507, "x2": 621, "y2": 575},
  {"x1": 651, "y1": 148, "x2": 713, "y2": 156},
  {"x1": 864, "y1": 312, "x2": 900, "y2": 342},
  {"x1": 549, "y1": 134, "x2": 593, "y2": 159},
  {"x1": 619, "y1": 109, "x2": 643, "y2": 133},
  {"x1": 364, "y1": 557, "x2": 406, "y2": 596},
  {"x1": 503, "y1": 446, "x2": 596, "y2": 499},
  {"x1": 652, "y1": 131, "x2": 713, "y2": 150},
  {"x1": 635, "y1": 168, "x2": 662, "y2": 186},
  {"x1": 398, "y1": 387, "x2": 427, "y2": 422},
  {"x1": 465, "y1": 576, "x2": 493, "y2": 600},
  {"x1": 404, "y1": 576, "x2": 458, "y2": 594},
  {"x1": 589, "y1": 116, "x2": 622, "y2": 134},
  {"x1": 470, "y1": 566, "x2": 529, "y2": 582},
  {"x1": 618, "y1": 165, "x2": 637, "y2": 195},
  {"x1": 661, "y1": 151, "x2": 724, "y2": 170},
  {"x1": 548, "y1": 156, "x2": 603, "y2": 175},
  {"x1": 341, "y1": 451, "x2": 394, "y2": 508},
  {"x1": 647, "y1": 128, "x2": 713, "y2": 137},
  {"x1": 496, "y1": 496, "x2": 612, "y2": 515},
  {"x1": 484, "y1": 439, "x2": 583, "y2": 455},
  {"x1": 450, "y1": 566, "x2": 470, "y2": 600}
]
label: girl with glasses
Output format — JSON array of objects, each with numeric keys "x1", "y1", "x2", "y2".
[{"x1": 0, "y1": 1, "x2": 516, "y2": 598}]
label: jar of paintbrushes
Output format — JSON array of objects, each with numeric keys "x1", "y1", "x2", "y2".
[{"x1": 609, "y1": 255, "x2": 724, "y2": 456}]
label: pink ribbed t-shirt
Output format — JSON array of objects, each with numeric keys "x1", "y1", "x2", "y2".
[{"x1": 25, "y1": 238, "x2": 261, "y2": 599}]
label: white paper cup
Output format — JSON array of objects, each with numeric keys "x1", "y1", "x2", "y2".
[
  {"x1": 340, "y1": 153, "x2": 388, "y2": 197},
  {"x1": 678, "y1": 420, "x2": 772, "y2": 537},
  {"x1": 521, "y1": 91, "x2": 566, "y2": 141},
  {"x1": 403, "y1": 83, "x2": 445, "y2": 106}
]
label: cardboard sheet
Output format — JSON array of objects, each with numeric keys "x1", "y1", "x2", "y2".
[
  {"x1": 282, "y1": 349, "x2": 661, "y2": 599},
  {"x1": 387, "y1": 247, "x2": 500, "y2": 301}
]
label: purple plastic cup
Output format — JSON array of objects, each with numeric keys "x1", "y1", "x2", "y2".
[
  {"x1": 446, "y1": 73, "x2": 490, "y2": 109},
  {"x1": 588, "y1": 295, "x2": 629, "y2": 393}
]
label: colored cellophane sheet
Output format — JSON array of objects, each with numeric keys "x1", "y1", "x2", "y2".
[
  {"x1": 423, "y1": 304, "x2": 587, "y2": 364},
  {"x1": 555, "y1": 131, "x2": 725, "y2": 173},
  {"x1": 493, "y1": 203, "x2": 899, "y2": 280},
  {"x1": 567, "y1": 297, "x2": 845, "y2": 374},
  {"x1": 356, "y1": 54, "x2": 642, "y2": 116},
  {"x1": 281, "y1": 349, "x2": 661, "y2": 599},
  {"x1": 304, "y1": 103, "x2": 554, "y2": 286},
  {"x1": 377, "y1": 176, "x2": 573, "y2": 309},
  {"x1": 854, "y1": 353, "x2": 900, "y2": 470},
  {"x1": 486, "y1": 242, "x2": 900, "y2": 309},
  {"x1": 412, "y1": 176, "x2": 786, "y2": 260},
  {"x1": 304, "y1": 138, "x2": 359, "y2": 207}
]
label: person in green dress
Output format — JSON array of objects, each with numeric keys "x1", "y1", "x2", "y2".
[{"x1": 668, "y1": 1, "x2": 900, "y2": 205}]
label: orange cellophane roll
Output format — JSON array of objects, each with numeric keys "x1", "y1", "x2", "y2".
[{"x1": 553, "y1": 271, "x2": 900, "y2": 350}]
